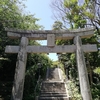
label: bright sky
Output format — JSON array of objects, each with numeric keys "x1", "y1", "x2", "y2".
[{"x1": 24, "y1": 0, "x2": 58, "y2": 61}]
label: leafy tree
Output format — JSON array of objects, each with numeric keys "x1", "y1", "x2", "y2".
[
  {"x1": 51, "y1": 0, "x2": 100, "y2": 31},
  {"x1": 0, "y1": 0, "x2": 52, "y2": 100},
  {"x1": 23, "y1": 54, "x2": 52, "y2": 100},
  {"x1": 67, "y1": 80, "x2": 82, "y2": 100},
  {"x1": 51, "y1": 0, "x2": 100, "y2": 99}
]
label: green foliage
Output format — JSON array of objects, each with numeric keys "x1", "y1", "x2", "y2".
[
  {"x1": 52, "y1": 21, "x2": 63, "y2": 30},
  {"x1": 64, "y1": 0, "x2": 78, "y2": 8},
  {"x1": 91, "y1": 83, "x2": 100, "y2": 100},
  {"x1": 23, "y1": 54, "x2": 52, "y2": 100},
  {"x1": 94, "y1": 67, "x2": 100, "y2": 75},
  {"x1": 67, "y1": 80, "x2": 82, "y2": 100},
  {"x1": 64, "y1": 0, "x2": 87, "y2": 28},
  {"x1": 0, "y1": 0, "x2": 52, "y2": 100},
  {"x1": 51, "y1": 0, "x2": 100, "y2": 99},
  {"x1": 52, "y1": 0, "x2": 100, "y2": 31},
  {"x1": 52, "y1": 61, "x2": 64, "y2": 70}
]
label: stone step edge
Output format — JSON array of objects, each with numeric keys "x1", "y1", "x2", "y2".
[
  {"x1": 42, "y1": 81, "x2": 66, "y2": 83},
  {"x1": 40, "y1": 92, "x2": 67, "y2": 94},
  {"x1": 40, "y1": 94, "x2": 68, "y2": 97},
  {"x1": 37, "y1": 96, "x2": 71, "y2": 99},
  {"x1": 41, "y1": 90, "x2": 66, "y2": 92},
  {"x1": 40, "y1": 92, "x2": 68, "y2": 94}
]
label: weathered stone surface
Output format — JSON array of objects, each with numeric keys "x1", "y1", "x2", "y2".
[
  {"x1": 47, "y1": 34, "x2": 55, "y2": 47},
  {"x1": 41, "y1": 82, "x2": 66, "y2": 93},
  {"x1": 11, "y1": 37, "x2": 28, "y2": 100},
  {"x1": 38, "y1": 67, "x2": 71, "y2": 100},
  {"x1": 5, "y1": 27, "x2": 97, "y2": 100},
  {"x1": 74, "y1": 36, "x2": 92, "y2": 100},
  {"x1": 45, "y1": 67, "x2": 65, "y2": 81},
  {"x1": 5, "y1": 27, "x2": 95, "y2": 34},
  {"x1": 5, "y1": 44, "x2": 97, "y2": 53},
  {"x1": 6, "y1": 27, "x2": 95, "y2": 40},
  {"x1": 38, "y1": 96, "x2": 71, "y2": 100}
]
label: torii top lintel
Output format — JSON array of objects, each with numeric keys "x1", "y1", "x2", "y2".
[
  {"x1": 5, "y1": 27, "x2": 97, "y2": 53},
  {"x1": 5, "y1": 27, "x2": 95, "y2": 40}
]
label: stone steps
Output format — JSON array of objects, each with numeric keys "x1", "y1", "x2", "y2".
[
  {"x1": 37, "y1": 67, "x2": 71, "y2": 100},
  {"x1": 45, "y1": 67, "x2": 64, "y2": 81},
  {"x1": 41, "y1": 82, "x2": 66, "y2": 93}
]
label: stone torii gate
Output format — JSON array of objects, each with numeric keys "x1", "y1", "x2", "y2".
[{"x1": 5, "y1": 27, "x2": 97, "y2": 100}]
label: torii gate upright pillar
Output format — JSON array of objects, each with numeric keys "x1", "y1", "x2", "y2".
[
  {"x1": 74, "y1": 36, "x2": 92, "y2": 100},
  {"x1": 11, "y1": 37, "x2": 28, "y2": 100}
]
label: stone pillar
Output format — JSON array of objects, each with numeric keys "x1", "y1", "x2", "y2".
[
  {"x1": 11, "y1": 37, "x2": 28, "y2": 100},
  {"x1": 74, "y1": 36, "x2": 92, "y2": 100}
]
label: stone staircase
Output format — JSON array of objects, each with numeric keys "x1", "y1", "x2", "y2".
[{"x1": 37, "y1": 67, "x2": 71, "y2": 100}]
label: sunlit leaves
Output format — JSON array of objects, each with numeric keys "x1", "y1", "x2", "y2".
[
  {"x1": 64, "y1": 0, "x2": 78, "y2": 8},
  {"x1": 94, "y1": 67, "x2": 100, "y2": 75},
  {"x1": 52, "y1": 21, "x2": 63, "y2": 30},
  {"x1": 67, "y1": 80, "x2": 82, "y2": 100}
]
